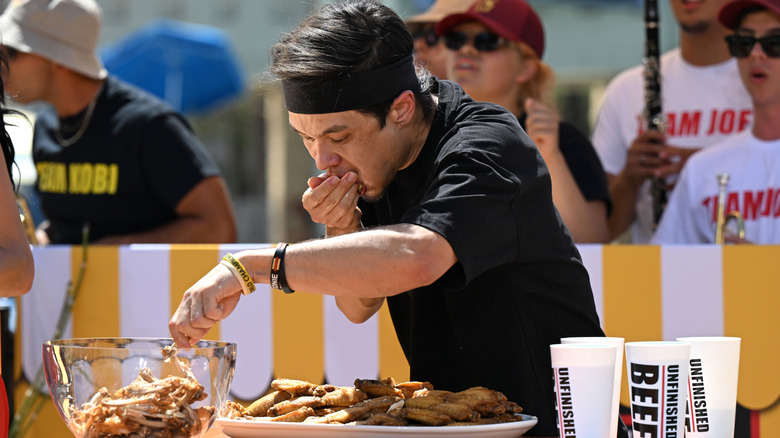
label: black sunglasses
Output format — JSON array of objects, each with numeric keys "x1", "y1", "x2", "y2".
[
  {"x1": 726, "y1": 34, "x2": 780, "y2": 58},
  {"x1": 443, "y1": 31, "x2": 507, "y2": 52},
  {"x1": 412, "y1": 27, "x2": 440, "y2": 48}
]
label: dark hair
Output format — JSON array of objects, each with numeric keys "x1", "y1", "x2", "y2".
[
  {"x1": 1, "y1": 49, "x2": 16, "y2": 189},
  {"x1": 734, "y1": 5, "x2": 767, "y2": 29},
  {"x1": 270, "y1": 0, "x2": 435, "y2": 126}
]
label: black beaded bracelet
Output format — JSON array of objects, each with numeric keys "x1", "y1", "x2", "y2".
[{"x1": 270, "y1": 242, "x2": 295, "y2": 294}]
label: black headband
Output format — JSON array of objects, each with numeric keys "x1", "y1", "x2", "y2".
[{"x1": 282, "y1": 54, "x2": 421, "y2": 114}]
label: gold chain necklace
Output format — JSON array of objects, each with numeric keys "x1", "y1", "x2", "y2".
[{"x1": 55, "y1": 85, "x2": 102, "y2": 147}]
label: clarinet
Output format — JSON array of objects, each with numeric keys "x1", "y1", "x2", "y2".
[{"x1": 644, "y1": 0, "x2": 667, "y2": 229}]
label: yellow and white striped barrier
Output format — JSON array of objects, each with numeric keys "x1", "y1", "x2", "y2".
[{"x1": 15, "y1": 244, "x2": 780, "y2": 437}]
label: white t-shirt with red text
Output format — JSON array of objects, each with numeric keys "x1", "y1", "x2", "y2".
[
  {"x1": 652, "y1": 130, "x2": 780, "y2": 244},
  {"x1": 592, "y1": 48, "x2": 753, "y2": 243}
]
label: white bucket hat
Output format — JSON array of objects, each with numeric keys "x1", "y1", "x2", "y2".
[{"x1": 0, "y1": 0, "x2": 107, "y2": 79}]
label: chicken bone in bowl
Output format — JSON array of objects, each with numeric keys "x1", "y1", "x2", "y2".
[{"x1": 43, "y1": 338, "x2": 236, "y2": 438}]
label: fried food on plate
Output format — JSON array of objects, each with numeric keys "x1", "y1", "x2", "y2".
[
  {"x1": 356, "y1": 412, "x2": 408, "y2": 426},
  {"x1": 271, "y1": 378, "x2": 335, "y2": 396},
  {"x1": 245, "y1": 390, "x2": 292, "y2": 417},
  {"x1": 404, "y1": 394, "x2": 445, "y2": 409},
  {"x1": 399, "y1": 407, "x2": 452, "y2": 426},
  {"x1": 351, "y1": 395, "x2": 401, "y2": 411},
  {"x1": 354, "y1": 378, "x2": 403, "y2": 398},
  {"x1": 221, "y1": 377, "x2": 524, "y2": 427},
  {"x1": 267, "y1": 396, "x2": 323, "y2": 416},
  {"x1": 303, "y1": 404, "x2": 375, "y2": 424},
  {"x1": 394, "y1": 381, "x2": 434, "y2": 399},
  {"x1": 320, "y1": 386, "x2": 367, "y2": 406},
  {"x1": 430, "y1": 402, "x2": 475, "y2": 422},
  {"x1": 267, "y1": 406, "x2": 316, "y2": 423}
]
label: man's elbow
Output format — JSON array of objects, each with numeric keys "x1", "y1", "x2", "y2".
[
  {"x1": 204, "y1": 195, "x2": 238, "y2": 243},
  {"x1": 405, "y1": 237, "x2": 456, "y2": 287},
  {"x1": 213, "y1": 219, "x2": 237, "y2": 243},
  {"x1": 343, "y1": 311, "x2": 372, "y2": 325},
  {"x1": 336, "y1": 296, "x2": 383, "y2": 324}
]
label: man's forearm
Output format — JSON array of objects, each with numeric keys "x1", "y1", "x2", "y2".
[{"x1": 239, "y1": 224, "x2": 456, "y2": 299}]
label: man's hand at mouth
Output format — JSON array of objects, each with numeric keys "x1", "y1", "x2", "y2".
[{"x1": 303, "y1": 171, "x2": 363, "y2": 236}]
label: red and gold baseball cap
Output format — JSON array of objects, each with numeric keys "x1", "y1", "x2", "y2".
[
  {"x1": 718, "y1": 0, "x2": 780, "y2": 29},
  {"x1": 436, "y1": 0, "x2": 545, "y2": 58}
]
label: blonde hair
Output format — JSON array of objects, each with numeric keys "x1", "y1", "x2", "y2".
[{"x1": 514, "y1": 41, "x2": 556, "y2": 111}]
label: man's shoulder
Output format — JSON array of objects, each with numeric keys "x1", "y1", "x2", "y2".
[
  {"x1": 104, "y1": 76, "x2": 178, "y2": 118},
  {"x1": 605, "y1": 64, "x2": 644, "y2": 90},
  {"x1": 603, "y1": 49, "x2": 683, "y2": 93},
  {"x1": 436, "y1": 80, "x2": 522, "y2": 142},
  {"x1": 102, "y1": 76, "x2": 189, "y2": 133}
]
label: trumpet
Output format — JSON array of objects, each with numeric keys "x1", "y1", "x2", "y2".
[
  {"x1": 16, "y1": 194, "x2": 38, "y2": 245},
  {"x1": 714, "y1": 173, "x2": 745, "y2": 244}
]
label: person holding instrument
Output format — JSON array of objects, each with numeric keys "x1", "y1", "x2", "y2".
[
  {"x1": 592, "y1": 0, "x2": 753, "y2": 243},
  {"x1": 437, "y1": 0, "x2": 612, "y2": 243},
  {"x1": 653, "y1": 0, "x2": 780, "y2": 244},
  {"x1": 169, "y1": 1, "x2": 605, "y2": 435},
  {"x1": 0, "y1": 49, "x2": 34, "y2": 297}
]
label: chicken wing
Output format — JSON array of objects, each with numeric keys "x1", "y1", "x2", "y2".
[
  {"x1": 245, "y1": 390, "x2": 292, "y2": 417},
  {"x1": 394, "y1": 381, "x2": 433, "y2": 399},
  {"x1": 267, "y1": 396, "x2": 323, "y2": 416},
  {"x1": 354, "y1": 378, "x2": 403, "y2": 398},
  {"x1": 319, "y1": 387, "x2": 366, "y2": 406}
]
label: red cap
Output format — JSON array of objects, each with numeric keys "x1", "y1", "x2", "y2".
[
  {"x1": 436, "y1": 0, "x2": 545, "y2": 59},
  {"x1": 719, "y1": 0, "x2": 780, "y2": 29}
]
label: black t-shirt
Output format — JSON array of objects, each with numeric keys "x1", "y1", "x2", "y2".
[
  {"x1": 33, "y1": 76, "x2": 220, "y2": 243},
  {"x1": 359, "y1": 80, "x2": 604, "y2": 436},
  {"x1": 518, "y1": 114, "x2": 612, "y2": 215}
]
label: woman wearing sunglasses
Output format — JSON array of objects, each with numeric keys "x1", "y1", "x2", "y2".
[
  {"x1": 653, "y1": 0, "x2": 780, "y2": 244},
  {"x1": 437, "y1": 0, "x2": 612, "y2": 243},
  {"x1": 0, "y1": 47, "x2": 34, "y2": 296}
]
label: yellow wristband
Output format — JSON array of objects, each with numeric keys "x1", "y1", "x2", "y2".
[{"x1": 221, "y1": 253, "x2": 256, "y2": 295}]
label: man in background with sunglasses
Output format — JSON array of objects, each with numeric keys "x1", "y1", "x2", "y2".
[
  {"x1": 653, "y1": 0, "x2": 780, "y2": 244},
  {"x1": 592, "y1": 0, "x2": 753, "y2": 244},
  {"x1": 405, "y1": 0, "x2": 473, "y2": 79}
]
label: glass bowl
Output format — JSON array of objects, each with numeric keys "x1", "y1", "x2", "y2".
[{"x1": 42, "y1": 337, "x2": 236, "y2": 438}]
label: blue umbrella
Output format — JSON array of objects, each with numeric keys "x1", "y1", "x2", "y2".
[{"x1": 100, "y1": 18, "x2": 245, "y2": 115}]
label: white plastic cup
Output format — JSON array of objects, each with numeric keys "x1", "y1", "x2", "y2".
[
  {"x1": 550, "y1": 343, "x2": 617, "y2": 438},
  {"x1": 562, "y1": 337, "x2": 625, "y2": 438},
  {"x1": 625, "y1": 341, "x2": 690, "y2": 438},
  {"x1": 676, "y1": 336, "x2": 741, "y2": 437}
]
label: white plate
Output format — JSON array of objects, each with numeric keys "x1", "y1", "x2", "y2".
[{"x1": 214, "y1": 414, "x2": 538, "y2": 438}]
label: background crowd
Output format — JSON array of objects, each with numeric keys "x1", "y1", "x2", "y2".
[
  {"x1": 5, "y1": 0, "x2": 771, "y2": 251},
  {"x1": 0, "y1": 0, "x2": 774, "y2": 299}
]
